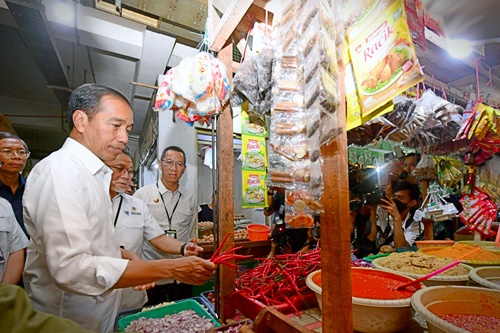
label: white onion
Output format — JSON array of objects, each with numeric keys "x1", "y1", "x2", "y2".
[{"x1": 124, "y1": 309, "x2": 214, "y2": 333}]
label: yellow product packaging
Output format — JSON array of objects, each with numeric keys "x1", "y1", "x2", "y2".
[
  {"x1": 345, "y1": 47, "x2": 394, "y2": 131},
  {"x1": 242, "y1": 170, "x2": 267, "y2": 208},
  {"x1": 348, "y1": 0, "x2": 424, "y2": 117},
  {"x1": 242, "y1": 135, "x2": 267, "y2": 171},
  {"x1": 241, "y1": 110, "x2": 266, "y2": 137}
]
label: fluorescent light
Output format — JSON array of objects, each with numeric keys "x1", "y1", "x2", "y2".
[
  {"x1": 48, "y1": 0, "x2": 74, "y2": 25},
  {"x1": 446, "y1": 39, "x2": 473, "y2": 59}
]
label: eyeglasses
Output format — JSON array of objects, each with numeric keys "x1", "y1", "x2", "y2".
[
  {"x1": 0, "y1": 148, "x2": 30, "y2": 158},
  {"x1": 109, "y1": 166, "x2": 134, "y2": 175},
  {"x1": 161, "y1": 159, "x2": 185, "y2": 169}
]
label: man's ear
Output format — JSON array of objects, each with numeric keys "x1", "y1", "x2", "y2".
[
  {"x1": 409, "y1": 199, "x2": 418, "y2": 209},
  {"x1": 72, "y1": 110, "x2": 88, "y2": 133}
]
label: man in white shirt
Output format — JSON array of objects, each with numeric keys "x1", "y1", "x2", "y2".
[
  {"x1": 134, "y1": 145, "x2": 200, "y2": 305},
  {"x1": 107, "y1": 152, "x2": 204, "y2": 311},
  {"x1": 22, "y1": 84, "x2": 215, "y2": 333},
  {"x1": 0, "y1": 197, "x2": 28, "y2": 284},
  {"x1": 376, "y1": 181, "x2": 423, "y2": 249}
]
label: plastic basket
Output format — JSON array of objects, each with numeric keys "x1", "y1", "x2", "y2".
[
  {"x1": 190, "y1": 296, "x2": 218, "y2": 319},
  {"x1": 246, "y1": 224, "x2": 270, "y2": 241},
  {"x1": 117, "y1": 299, "x2": 220, "y2": 331},
  {"x1": 200, "y1": 290, "x2": 215, "y2": 310}
]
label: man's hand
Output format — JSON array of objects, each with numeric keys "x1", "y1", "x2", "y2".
[
  {"x1": 133, "y1": 282, "x2": 156, "y2": 291},
  {"x1": 121, "y1": 248, "x2": 142, "y2": 261},
  {"x1": 183, "y1": 242, "x2": 204, "y2": 256},
  {"x1": 379, "y1": 197, "x2": 402, "y2": 221},
  {"x1": 280, "y1": 242, "x2": 293, "y2": 254},
  {"x1": 171, "y1": 256, "x2": 216, "y2": 285}
]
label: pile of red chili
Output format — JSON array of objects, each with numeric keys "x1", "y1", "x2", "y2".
[
  {"x1": 235, "y1": 248, "x2": 321, "y2": 308},
  {"x1": 440, "y1": 314, "x2": 500, "y2": 333}
]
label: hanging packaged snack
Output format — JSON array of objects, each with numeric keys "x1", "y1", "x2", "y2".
[
  {"x1": 411, "y1": 154, "x2": 437, "y2": 180},
  {"x1": 241, "y1": 110, "x2": 266, "y2": 137},
  {"x1": 242, "y1": 171, "x2": 267, "y2": 209},
  {"x1": 348, "y1": 0, "x2": 424, "y2": 118},
  {"x1": 284, "y1": 186, "x2": 319, "y2": 228},
  {"x1": 153, "y1": 52, "x2": 230, "y2": 125},
  {"x1": 242, "y1": 136, "x2": 267, "y2": 172},
  {"x1": 436, "y1": 158, "x2": 463, "y2": 188}
]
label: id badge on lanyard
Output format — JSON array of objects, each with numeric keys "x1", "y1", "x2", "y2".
[{"x1": 165, "y1": 229, "x2": 177, "y2": 239}]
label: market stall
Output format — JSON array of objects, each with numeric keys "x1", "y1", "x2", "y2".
[{"x1": 120, "y1": 0, "x2": 500, "y2": 332}]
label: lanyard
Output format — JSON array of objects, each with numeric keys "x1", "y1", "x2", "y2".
[
  {"x1": 157, "y1": 183, "x2": 182, "y2": 231},
  {"x1": 113, "y1": 195, "x2": 124, "y2": 227}
]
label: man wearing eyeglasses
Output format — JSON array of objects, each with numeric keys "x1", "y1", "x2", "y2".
[
  {"x1": 134, "y1": 145, "x2": 200, "y2": 305},
  {"x1": 0, "y1": 132, "x2": 30, "y2": 237},
  {"x1": 107, "y1": 151, "x2": 203, "y2": 311},
  {"x1": 22, "y1": 84, "x2": 215, "y2": 333}
]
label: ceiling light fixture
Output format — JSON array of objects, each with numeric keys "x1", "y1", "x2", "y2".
[
  {"x1": 446, "y1": 39, "x2": 474, "y2": 59},
  {"x1": 50, "y1": 0, "x2": 74, "y2": 25}
]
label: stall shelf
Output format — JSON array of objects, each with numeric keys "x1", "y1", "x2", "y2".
[{"x1": 208, "y1": 1, "x2": 352, "y2": 331}]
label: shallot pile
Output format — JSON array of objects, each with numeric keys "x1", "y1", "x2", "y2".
[{"x1": 124, "y1": 310, "x2": 214, "y2": 333}]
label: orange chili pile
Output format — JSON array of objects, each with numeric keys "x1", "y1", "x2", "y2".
[
  {"x1": 351, "y1": 269, "x2": 418, "y2": 300},
  {"x1": 426, "y1": 244, "x2": 500, "y2": 261}
]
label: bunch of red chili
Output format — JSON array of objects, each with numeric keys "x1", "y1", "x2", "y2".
[
  {"x1": 235, "y1": 247, "x2": 321, "y2": 308},
  {"x1": 210, "y1": 232, "x2": 253, "y2": 267}
]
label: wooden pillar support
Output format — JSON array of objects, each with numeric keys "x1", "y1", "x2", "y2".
[
  {"x1": 215, "y1": 42, "x2": 236, "y2": 322},
  {"x1": 320, "y1": 56, "x2": 353, "y2": 332}
]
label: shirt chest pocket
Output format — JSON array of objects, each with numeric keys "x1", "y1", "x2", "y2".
[
  {"x1": 173, "y1": 201, "x2": 195, "y2": 228},
  {"x1": 117, "y1": 217, "x2": 144, "y2": 248}
]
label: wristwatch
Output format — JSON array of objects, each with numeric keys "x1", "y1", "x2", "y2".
[
  {"x1": 180, "y1": 242, "x2": 187, "y2": 256},
  {"x1": 399, "y1": 171, "x2": 408, "y2": 180}
]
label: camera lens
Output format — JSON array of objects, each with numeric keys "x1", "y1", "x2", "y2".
[{"x1": 350, "y1": 200, "x2": 361, "y2": 211}]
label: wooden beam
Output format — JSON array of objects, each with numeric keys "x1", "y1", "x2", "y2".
[
  {"x1": 423, "y1": 73, "x2": 468, "y2": 105},
  {"x1": 232, "y1": 61, "x2": 241, "y2": 74},
  {"x1": 215, "y1": 42, "x2": 236, "y2": 322},
  {"x1": 253, "y1": 307, "x2": 315, "y2": 333},
  {"x1": 447, "y1": 73, "x2": 476, "y2": 88},
  {"x1": 210, "y1": 0, "x2": 254, "y2": 52},
  {"x1": 320, "y1": 46, "x2": 353, "y2": 332}
]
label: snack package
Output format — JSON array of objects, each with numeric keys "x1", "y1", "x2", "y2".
[
  {"x1": 411, "y1": 154, "x2": 437, "y2": 180},
  {"x1": 242, "y1": 171, "x2": 267, "y2": 208},
  {"x1": 242, "y1": 136, "x2": 267, "y2": 172},
  {"x1": 284, "y1": 186, "x2": 319, "y2": 228},
  {"x1": 348, "y1": 0, "x2": 424, "y2": 117}
]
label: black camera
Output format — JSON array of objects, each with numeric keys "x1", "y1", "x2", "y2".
[
  {"x1": 350, "y1": 167, "x2": 387, "y2": 209},
  {"x1": 272, "y1": 221, "x2": 290, "y2": 246}
]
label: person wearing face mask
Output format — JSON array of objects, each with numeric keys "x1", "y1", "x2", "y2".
[
  {"x1": 106, "y1": 151, "x2": 204, "y2": 312},
  {"x1": 376, "y1": 181, "x2": 423, "y2": 249}
]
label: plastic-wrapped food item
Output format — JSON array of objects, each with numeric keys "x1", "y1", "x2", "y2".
[
  {"x1": 284, "y1": 186, "x2": 320, "y2": 228},
  {"x1": 231, "y1": 56, "x2": 258, "y2": 109},
  {"x1": 436, "y1": 158, "x2": 463, "y2": 188},
  {"x1": 154, "y1": 52, "x2": 230, "y2": 124},
  {"x1": 411, "y1": 154, "x2": 437, "y2": 180}
]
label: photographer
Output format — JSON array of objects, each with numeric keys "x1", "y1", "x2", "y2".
[
  {"x1": 349, "y1": 199, "x2": 378, "y2": 259},
  {"x1": 376, "y1": 182, "x2": 423, "y2": 249}
]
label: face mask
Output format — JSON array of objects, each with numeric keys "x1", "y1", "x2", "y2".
[{"x1": 393, "y1": 198, "x2": 408, "y2": 213}]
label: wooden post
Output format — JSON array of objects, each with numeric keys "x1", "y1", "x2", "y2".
[
  {"x1": 320, "y1": 55, "x2": 353, "y2": 332},
  {"x1": 216, "y1": 41, "x2": 236, "y2": 322}
]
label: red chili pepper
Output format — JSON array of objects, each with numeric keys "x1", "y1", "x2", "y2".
[{"x1": 210, "y1": 232, "x2": 233, "y2": 260}]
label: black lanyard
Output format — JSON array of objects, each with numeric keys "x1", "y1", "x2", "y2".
[
  {"x1": 157, "y1": 183, "x2": 182, "y2": 231},
  {"x1": 113, "y1": 195, "x2": 124, "y2": 227}
]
